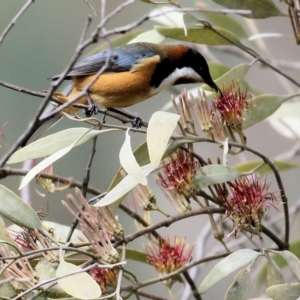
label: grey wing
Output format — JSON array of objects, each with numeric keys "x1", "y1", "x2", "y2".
[{"x1": 51, "y1": 43, "x2": 159, "y2": 80}]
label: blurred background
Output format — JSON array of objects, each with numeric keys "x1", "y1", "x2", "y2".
[{"x1": 0, "y1": 1, "x2": 299, "y2": 299}]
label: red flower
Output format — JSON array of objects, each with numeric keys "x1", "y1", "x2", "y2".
[{"x1": 146, "y1": 236, "x2": 193, "y2": 275}]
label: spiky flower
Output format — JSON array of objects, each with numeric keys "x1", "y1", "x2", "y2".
[
  {"x1": 218, "y1": 175, "x2": 279, "y2": 237},
  {"x1": 158, "y1": 149, "x2": 199, "y2": 198},
  {"x1": 146, "y1": 236, "x2": 193, "y2": 276},
  {"x1": 212, "y1": 81, "x2": 249, "y2": 128},
  {"x1": 89, "y1": 267, "x2": 118, "y2": 291}
]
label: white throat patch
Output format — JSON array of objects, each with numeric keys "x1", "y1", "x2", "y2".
[{"x1": 150, "y1": 67, "x2": 203, "y2": 96}]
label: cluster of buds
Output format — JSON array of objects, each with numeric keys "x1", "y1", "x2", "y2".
[
  {"x1": 0, "y1": 244, "x2": 38, "y2": 292},
  {"x1": 157, "y1": 149, "x2": 200, "y2": 212},
  {"x1": 177, "y1": 81, "x2": 250, "y2": 153},
  {"x1": 146, "y1": 236, "x2": 194, "y2": 277},
  {"x1": 62, "y1": 188, "x2": 121, "y2": 263},
  {"x1": 216, "y1": 175, "x2": 279, "y2": 237}
]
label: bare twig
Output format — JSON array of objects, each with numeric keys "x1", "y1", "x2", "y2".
[{"x1": 0, "y1": 0, "x2": 34, "y2": 47}]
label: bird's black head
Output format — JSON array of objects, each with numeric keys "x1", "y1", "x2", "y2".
[
  {"x1": 150, "y1": 45, "x2": 222, "y2": 96},
  {"x1": 179, "y1": 48, "x2": 222, "y2": 95}
]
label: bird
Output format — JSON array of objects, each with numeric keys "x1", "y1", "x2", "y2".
[
  {"x1": 25, "y1": 43, "x2": 221, "y2": 145},
  {"x1": 51, "y1": 42, "x2": 222, "y2": 116}
]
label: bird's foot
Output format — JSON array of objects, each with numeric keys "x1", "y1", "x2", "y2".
[
  {"x1": 132, "y1": 117, "x2": 143, "y2": 128},
  {"x1": 84, "y1": 93, "x2": 99, "y2": 117}
]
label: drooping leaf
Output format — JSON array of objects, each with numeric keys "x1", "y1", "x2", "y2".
[
  {"x1": 0, "y1": 185, "x2": 46, "y2": 234},
  {"x1": 213, "y1": 0, "x2": 286, "y2": 18},
  {"x1": 119, "y1": 129, "x2": 147, "y2": 185},
  {"x1": 155, "y1": 26, "x2": 243, "y2": 46},
  {"x1": 194, "y1": 165, "x2": 244, "y2": 189},
  {"x1": 257, "y1": 240, "x2": 300, "y2": 286},
  {"x1": 266, "y1": 283, "x2": 300, "y2": 300},
  {"x1": 272, "y1": 250, "x2": 300, "y2": 281},
  {"x1": 56, "y1": 249, "x2": 101, "y2": 299},
  {"x1": 94, "y1": 164, "x2": 154, "y2": 208},
  {"x1": 234, "y1": 159, "x2": 300, "y2": 173},
  {"x1": 224, "y1": 269, "x2": 251, "y2": 300},
  {"x1": 243, "y1": 94, "x2": 297, "y2": 129},
  {"x1": 8, "y1": 128, "x2": 119, "y2": 164},
  {"x1": 199, "y1": 249, "x2": 261, "y2": 294},
  {"x1": 147, "y1": 111, "x2": 180, "y2": 168},
  {"x1": 266, "y1": 257, "x2": 285, "y2": 287}
]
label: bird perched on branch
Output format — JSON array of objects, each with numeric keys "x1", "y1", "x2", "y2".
[
  {"x1": 26, "y1": 42, "x2": 221, "y2": 145},
  {"x1": 52, "y1": 42, "x2": 221, "y2": 116}
]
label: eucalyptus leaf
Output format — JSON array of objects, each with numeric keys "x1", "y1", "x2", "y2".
[
  {"x1": 243, "y1": 94, "x2": 297, "y2": 129},
  {"x1": 268, "y1": 102, "x2": 300, "y2": 120},
  {"x1": 202, "y1": 63, "x2": 250, "y2": 92},
  {"x1": 8, "y1": 128, "x2": 118, "y2": 164},
  {"x1": 147, "y1": 111, "x2": 180, "y2": 168},
  {"x1": 125, "y1": 248, "x2": 148, "y2": 263},
  {"x1": 0, "y1": 274, "x2": 17, "y2": 298},
  {"x1": 36, "y1": 258, "x2": 59, "y2": 290},
  {"x1": 119, "y1": 129, "x2": 147, "y2": 185},
  {"x1": 234, "y1": 160, "x2": 300, "y2": 173},
  {"x1": 155, "y1": 26, "x2": 243, "y2": 46},
  {"x1": 266, "y1": 283, "x2": 300, "y2": 300},
  {"x1": 201, "y1": 12, "x2": 248, "y2": 38},
  {"x1": 56, "y1": 249, "x2": 101, "y2": 299},
  {"x1": 194, "y1": 165, "x2": 244, "y2": 189},
  {"x1": 0, "y1": 185, "x2": 46, "y2": 234},
  {"x1": 272, "y1": 250, "x2": 300, "y2": 281},
  {"x1": 199, "y1": 249, "x2": 261, "y2": 294},
  {"x1": 224, "y1": 269, "x2": 251, "y2": 300},
  {"x1": 213, "y1": 0, "x2": 286, "y2": 18},
  {"x1": 266, "y1": 257, "x2": 285, "y2": 287}
]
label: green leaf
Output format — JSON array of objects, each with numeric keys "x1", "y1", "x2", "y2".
[
  {"x1": 202, "y1": 63, "x2": 250, "y2": 92},
  {"x1": 36, "y1": 258, "x2": 59, "y2": 290},
  {"x1": 0, "y1": 274, "x2": 17, "y2": 298},
  {"x1": 199, "y1": 249, "x2": 261, "y2": 294},
  {"x1": 56, "y1": 249, "x2": 101, "y2": 299},
  {"x1": 155, "y1": 26, "x2": 243, "y2": 46},
  {"x1": 224, "y1": 269, "x2": 251, "y2": 300},
  {"x1": 243, "y1": 94, "x2": 292, "y2": 129},
  {"x1": 8, "y1": 128, "x2": 119, "y2": 164},
  {"x1": 272, "y1": 251, "x2": 300, "y2": 281},
  {"x1": 213, "y1": 0, "x2": 286, "y2": 18},
  {"x1": 0, "y1": 185, "x2": 47, "y2": 234},
  {"x1": 266, "y1": 283, "x2": 300, "y2": 300},
  {"x1": 208, "y1": 63, "x2": 231, "y2": 81},
  {"x1": 125, "y1": 249, "x2": 148, "y2": 263},
  {"x1": 267, "y1": 257, "x2": 285, "y2": 287},
  {"x1": 200, "y1": 12, "x2": 248, "y2": 38},
  {"x1": 234, "y1": 159, "x2": 300, "y2": 173},
  {"x1": 268, "y1": 102, "x2": 300, "y2": 120},
  {"x1": 194, "y1": 165, "x2": 244, "y2": 189},
  {"x1": 257, "y1": 240, "x2": 300, "y2": 286}
]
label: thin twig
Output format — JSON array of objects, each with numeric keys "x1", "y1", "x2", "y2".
[{"x1": 0, "y1": 0, "x2": 34, "y2": 47}]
